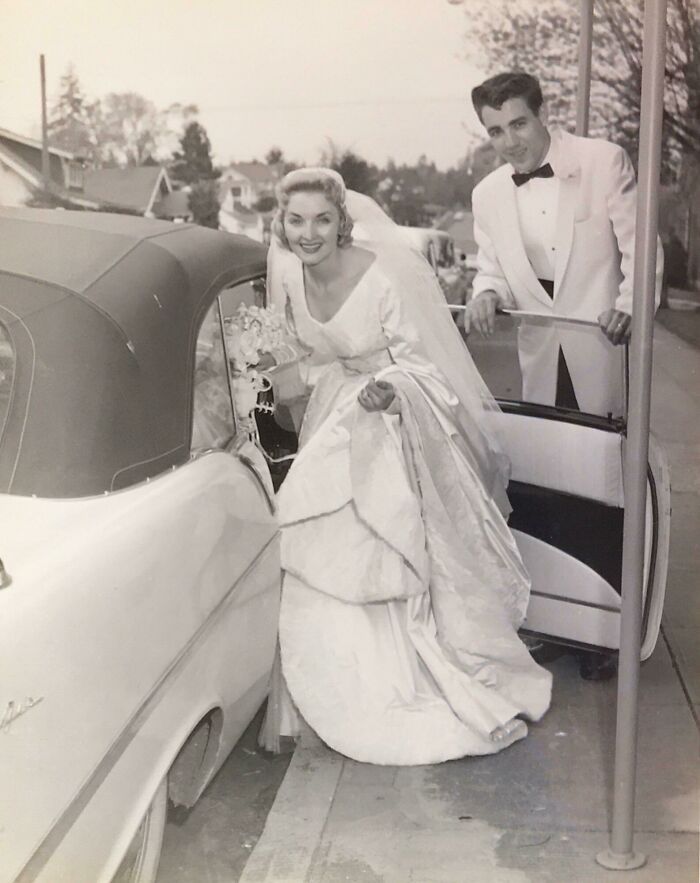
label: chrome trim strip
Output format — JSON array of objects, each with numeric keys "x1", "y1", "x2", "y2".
[
  {"x1": 530, "y1": 589, "x2": 621, "y2": 614},
  {"x1": 15, "y1": 533, "x2": 279, "y2": 883}
]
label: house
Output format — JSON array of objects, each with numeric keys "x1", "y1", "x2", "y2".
[
  {"x1": 218, "y1": 162, "x2": 281, "y2": 210},
  {"x1": 0, "y1": 126, "x2": 189, "y2": 220},
  {"x1": 0, "y1": 126, "x2": 99, "y2": 209},
  {"x1": 218, "y1": 198, "x2": 265, "y2": 241},
  {"x1": 217, "y1": 161, "x2": 282, "y2": 241},
  {"x1": 82, "y1": 166, "x2": 189, "y2": 220}
]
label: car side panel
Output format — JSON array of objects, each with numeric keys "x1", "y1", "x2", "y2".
[{"x1": 0, "y1": 453, "x2": 279, "y2": 883}]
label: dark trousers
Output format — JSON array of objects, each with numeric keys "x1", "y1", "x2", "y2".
[
  {"x1": 538, "y1": 279, "x2": 579, "y2": 410},
  {"x1": 537, "y1": 282, "x2": 613, "y2": 674}
]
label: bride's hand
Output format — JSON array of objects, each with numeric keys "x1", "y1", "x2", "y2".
[
  {"x1": 358, "y1": 379, "x2": 395, "y2": 412},
  {"x1": 255, "y1": 353, "x2": 277, "y2": 371}
]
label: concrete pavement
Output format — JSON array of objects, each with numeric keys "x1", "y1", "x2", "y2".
[{"x1": 239, "y1": 322, "x2": 699, "y2": 883}]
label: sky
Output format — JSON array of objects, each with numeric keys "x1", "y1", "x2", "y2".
[{"x1": 0, "y1": 0, "x2": 488, "y2": 170}]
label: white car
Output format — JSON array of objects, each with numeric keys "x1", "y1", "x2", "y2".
[
  {"x1": 397, "y1": 227, "x2": 455, "y2": 273},
  {"x1": 0, "y1": 209, "x2": 279, "y2": 883}
]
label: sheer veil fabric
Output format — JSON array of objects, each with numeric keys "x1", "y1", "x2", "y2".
[{"x1": 267, "y1": 188, "x2": 512, "y2": 514}]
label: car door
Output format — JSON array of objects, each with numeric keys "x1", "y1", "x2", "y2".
[
  {"x1": 466, "y1": 310, "x2": 670, "y2": 660},
  {"x1": 0, "y1": 288, "x2": 280, "y2": 883}
]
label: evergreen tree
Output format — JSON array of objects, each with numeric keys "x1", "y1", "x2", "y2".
[
  {"x1": 48, "y1": 65, "x2": 100, "y2": 162},
  {"x1": 188, "y1": 180, "x2": 221, "y2": 229},
  {"x1": 170, "y1": 121, "x2": 220, "y2": 185}
]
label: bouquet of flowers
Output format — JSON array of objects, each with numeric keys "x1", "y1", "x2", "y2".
[{"x1": 225, "y1": 303, "x2": 300, "y2": 435}]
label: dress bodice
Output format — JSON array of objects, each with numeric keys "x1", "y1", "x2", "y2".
[{"x1": 284, "y1": 260, "x2": 396, "y2": 373}]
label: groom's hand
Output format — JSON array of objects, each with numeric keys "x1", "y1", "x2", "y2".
[
  {"x1": 464, "y1": 291, "x2": 499, "y2": 337},
  {"x1": 358, "y1": 379, "x2": 395, "y2": 412},
  {"x1": 598, "y1": 309, "x2": 631, "y2": 346}
]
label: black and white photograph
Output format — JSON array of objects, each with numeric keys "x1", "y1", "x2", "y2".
[{"x1": 0, "y1": 1, "x2": 698, "y2": 881}]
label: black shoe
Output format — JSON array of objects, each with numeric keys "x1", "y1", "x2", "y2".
[
  {"x1": 523, "y1": 637, "x2": 567, "y2": 664},
  {"x1": 578, "y1": 652, "x2": 617, "y2": 682}
]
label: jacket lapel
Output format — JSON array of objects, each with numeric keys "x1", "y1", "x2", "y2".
[
  {"x1": 495, "y1": 183, "x2": 554, "y2": 309},
  {"x1": 551, "y1": 130, "x2": 581, "y2": 296}
]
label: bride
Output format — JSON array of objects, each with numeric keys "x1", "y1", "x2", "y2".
[{"x1": 262, "y1": 167, "x2": 551, "y2": 765}]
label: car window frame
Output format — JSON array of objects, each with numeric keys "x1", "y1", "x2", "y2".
[
  {"x1": 216, "y1": 271, "x2": 268, "y2": 430},
  {"x1": 190, "y1": 297, "x2": 237, "y2": 454}
]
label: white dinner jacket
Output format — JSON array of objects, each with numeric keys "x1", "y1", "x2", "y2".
[{"x1": 471, "y1": 128, "x2": 663, "y2": 416}]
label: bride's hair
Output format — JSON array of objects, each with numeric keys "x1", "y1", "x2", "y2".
[{"x1": 272, "y1": 167, "x2": 354, "y2": 249}]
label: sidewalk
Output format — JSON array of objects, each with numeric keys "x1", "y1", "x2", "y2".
[{"x1": 240, "y1": 323, "x2": 699, "y2": 883}]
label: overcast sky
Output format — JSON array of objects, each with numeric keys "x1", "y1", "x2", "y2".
[{"x1": 1, "y1": 0, "x2": 488, "y2": 169}]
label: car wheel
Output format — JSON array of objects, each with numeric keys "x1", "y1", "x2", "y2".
[{"x1": 111, "y1": 777, "x2": 168, "y2": 883}]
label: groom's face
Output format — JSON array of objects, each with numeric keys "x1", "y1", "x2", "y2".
[{"x1": 480, "y1": 97, "x2": 550, "y2": 173}]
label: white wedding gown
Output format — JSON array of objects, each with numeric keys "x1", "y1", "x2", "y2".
[{"x1": 274, "y1": 257, "x2": 552, "y2": 765}]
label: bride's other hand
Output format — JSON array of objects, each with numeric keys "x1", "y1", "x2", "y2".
[
  {"x1": 358, "y1": 379, "x2": 395, "y2": 412},
  {"x1": 255, "y1": 352, "x2": 277, "y2": 371}
]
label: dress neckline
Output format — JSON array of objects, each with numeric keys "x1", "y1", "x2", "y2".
[{"x1": 300, "y1": 253, "x2": 376, "y2": 326}]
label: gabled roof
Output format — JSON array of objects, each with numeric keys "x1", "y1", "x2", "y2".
[
  {"x1": 83, "y1": 166, "x2": 169, "y2": 213},
  {"x1": 0, "y1": 126, "x2": 76, "y2": 160},
  {"x1": 223, "y1": 161, "x2": 281, "y2": 186},
  {"x1": 0, "y1": 140, "x2": 43, "y2": 188},
  {"x1": 152, "y1": 189, "x2": 191, "y2": 219},
  {"x1": 0, "y1": 130, "x2": 100, "y2": 209}
]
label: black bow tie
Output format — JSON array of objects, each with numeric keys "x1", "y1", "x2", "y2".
[{"x1": 512, "y1": 163, "x2": 554, "y2": 187}]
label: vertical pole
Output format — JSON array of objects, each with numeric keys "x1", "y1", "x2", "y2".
[
  {"x1": 40, "y1": 54, "x2": 51, "y2": 191},
  {"x1": 576, "y1": 0, "x2": 594, "y2": 136},
  {"x1": 596, "y1": 0, "x2": 667, "y2": 871}
]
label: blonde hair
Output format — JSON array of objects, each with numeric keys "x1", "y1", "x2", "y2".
[{"x1": 272, "y1": 167, "x2": 354, "y2": 250}]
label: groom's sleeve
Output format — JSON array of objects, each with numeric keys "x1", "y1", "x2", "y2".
[
  {"x1": 605, "y1": 144, "x2": 663, "y2": 315},
  {"x1": 471, "y1": 204, "x2": 516, "y2": 309}
]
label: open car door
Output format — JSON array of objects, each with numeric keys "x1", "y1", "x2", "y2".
[{"x1": 466, "y1": 310, "x2": 671, "y2": 660}]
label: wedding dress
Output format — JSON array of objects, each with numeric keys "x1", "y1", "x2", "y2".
[{"x1": 267, "y1": 244, "x2": 552, "y2": 765}]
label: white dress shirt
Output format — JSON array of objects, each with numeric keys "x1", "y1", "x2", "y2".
[{"x1": 514, "y1": 142, "x2": 560, "y2": 283}]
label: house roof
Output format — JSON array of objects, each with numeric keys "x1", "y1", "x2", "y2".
[
  {"x1": 83, "y1": 166, "x2": 168, "y2": 213},
  {"x1": 0, "y1": 130, "x2": 100, "y2": 209},
  {"x1": 153, "y1": 189, "x2": 191, "y2": 219},
  {"x1": 223, "y1": 161, "x2": 281, "y2": 186},
  {"x1": 0, "y1": 141, "x2": 43, "y2": 188},
  {"x1": 0, "y1": 126, "x2": 76, "y2": 160}
]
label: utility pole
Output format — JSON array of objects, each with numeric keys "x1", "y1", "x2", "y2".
[{"x1": 40, "y1": 54, "x2": 51, "y2": 191}]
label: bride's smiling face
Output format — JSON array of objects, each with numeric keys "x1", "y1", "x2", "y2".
[{"x1": 283, "y1": 191, "x2": 341, "y2": 266}]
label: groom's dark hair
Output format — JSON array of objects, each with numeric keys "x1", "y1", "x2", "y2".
[{"x1": 471, "y1": 72, "x2": 544, "y2": 121}]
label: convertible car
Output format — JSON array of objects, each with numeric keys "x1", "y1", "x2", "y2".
[
  {"x1": 0, "y1": 208, "x2": 670, "y2": 883},
  {"x1": 0, "y1": 208, "x2": 278, "y2": 883}
]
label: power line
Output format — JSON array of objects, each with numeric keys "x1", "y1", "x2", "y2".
[{"x1": 199, "y1": 95, "x2": 470, "y2": 114}]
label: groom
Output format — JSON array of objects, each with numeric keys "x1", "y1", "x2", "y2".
[
  {"x1": 464, "y1": 71, "x2": 663, "y2": 681},
  {"x1": 464, "y1": 70, "x2": 663, "y2": 417}
]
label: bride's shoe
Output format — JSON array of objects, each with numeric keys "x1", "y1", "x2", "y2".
[{"x1": 489, "y1": 718, "x2": 527, "y2": 745}]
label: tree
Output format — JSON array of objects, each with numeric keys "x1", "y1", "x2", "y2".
[
  {"x1": 376, "y1": 160, "x2": 430, "y2": 226},
  {"x1": 265, "y1": 146, "x2": 285, "y2": 165},
  {"x1": 460, "y1": 0, "x2": 699, "y2": 180},
  {"x1": 48, "y1": 65, "x2": 101, "y2": 163},
  {"x1": 49, "y1": 66, "x2": 196, "y2": 168},
  {"x1": 320, "y1": 141, "x2": 378, "y2": 196},
  {"x1": 188, "y1": 180, "x2": 221, "y2": 229},
  {"x1": 96, "y1": 92, "x2": 173, "y2": 167},
  {"x1": 170, "y1": 121, "x2": 220, "y2": 184}
]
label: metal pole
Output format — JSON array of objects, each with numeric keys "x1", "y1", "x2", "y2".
[
  {"x1": 40, "y1": 54, "x2": 51, "y2": 191},
  {"x1": 576, "y1": 0, "x2": 594, "y2": 136},
  {"x1": 596, "y1": 0, "x2": 667, "y2": 871}
]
